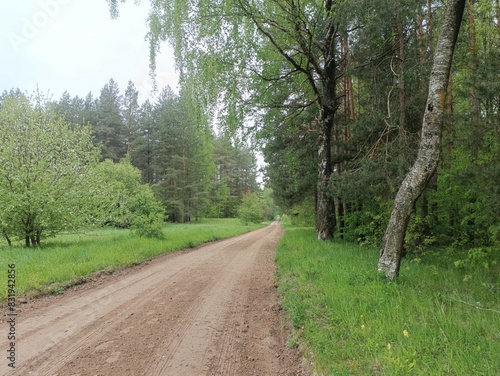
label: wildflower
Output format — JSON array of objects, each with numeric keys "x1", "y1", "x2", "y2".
[
  {"x1": 387, "y1": 343, "x2": 392, "y2": 350},
  {"x1": 403, "y1": 329, "x2": 409, "y2": 338},
  {"x1": 361, "y1": 324, "x2": 365, "y2": 330}
]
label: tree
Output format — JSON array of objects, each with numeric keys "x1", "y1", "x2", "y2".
[
  {"x1": 122, "y1": 80, "x2": 141, "y2": 154},
  {"x1": 130, "y1": 99, "x2": 157, "y2": 183},
  {"x1": 95, "y1": 78, "x2": 126, "y2": 161},
  {"x1": 211, "y1": 134, "x2": 259, "y2": 218},
  {"x1": 0, "y1": 93, "x2": 101, "y2": 246},
  {"x1": 378, "y1": 0, "x2": 467, "y2": 278},
  {"x1": 261, "y1": 187, "x2": 280, "y2": 221},
  {"x1": 151, "y1": 88, "x2": 215, "y2": 222},
  {"x1": 260, "y1": 105, "x2": 317, "y2": 218},
  {"x1": 238, "y1": 192, "x2": 264, "y2": 225},
  {"x1": 107, "y1": 0, "x2": 355, "y2": 240},
  {"x1": 97, "y1": 158, "x2": 165, "y2": 238}
]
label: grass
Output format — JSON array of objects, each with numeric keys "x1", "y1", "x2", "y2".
[
  {"x1": 0, "y1": 218, "x2": 265, "y2": 300},
  {"x1": 275, "y1": 226, "x2": 500, "y2": 375}
]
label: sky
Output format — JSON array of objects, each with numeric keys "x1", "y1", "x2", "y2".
[{"x1": 0, "y1": 0, "x2": 179, "y2": 103}]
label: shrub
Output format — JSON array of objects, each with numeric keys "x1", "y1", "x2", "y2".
[{"x1": 238, "y1": 192, "x2": 264, "y2": 225}]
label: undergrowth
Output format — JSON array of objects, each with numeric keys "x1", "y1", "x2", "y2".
[{"x1": 275, "y1": 226, "x2": 500, "y2": 375}]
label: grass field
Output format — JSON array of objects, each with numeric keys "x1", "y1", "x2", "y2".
[
  {"x1": 0, "y1": 219, "x2": 266, "y2": 300},
  {"x1": 275, "y1": 226, "x2": 500, "y2": 375}
]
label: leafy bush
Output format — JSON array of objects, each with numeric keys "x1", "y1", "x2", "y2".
[
  {"x1": 288, "y1": 197, "x2": 315, "y2": 227},
  {"x1": 454, "y1": 247, "x2": 499, "y2": 270},
  {"x1": 238, "y1": 192, "x2": 264, "y2": 225},
  {"x1": 96, "y1": 159, "x2": 165, "y2": 238}
]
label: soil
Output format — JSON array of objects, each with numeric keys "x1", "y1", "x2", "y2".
[{"x1": 1, "y1": 222, "x2": 310, "y2": 376}]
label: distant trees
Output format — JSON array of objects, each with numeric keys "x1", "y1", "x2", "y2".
[
  {"x1": 211, "y1": 135, "x2": 259, "y2": 218},
  {"x1": 238, "y1": 192, "x2": 264, "y2": 225},
  {"x1": 96, "y1": 78, "x2": 126, "y2": 161},
  {"x1": 147, "y1": 88, "x2": 214, "y2": 222},
  {"x1": 46, "y1": 79, "x2": 262, "y2": 225},
  {"x1": 32, "y1": 75, "x2": 262, "y2": 228}
]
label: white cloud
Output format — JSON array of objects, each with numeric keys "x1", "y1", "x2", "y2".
[{"x1": 0, "y1": 0, "x2": 178, "y2": 102}]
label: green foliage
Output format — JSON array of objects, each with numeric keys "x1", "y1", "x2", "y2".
[
  {"x1": 276, "y1": 226, "x2": 500, "y2": 375},
  {"x1": 288, "y1": 198, "x2": 315, "y2": 227},
  {"x1": 261, "y1": 188, "x2": 280, "y2": 221},
  {"x1": 96, "y1": 159, "x2": 165, "y2": 238},
  {"x1": 149, "y1": 88, "x2": 215, "y2": 222},
  {"x1": 342, "y1": 197, "x2": 393, "y2": 245},
  {"x1": 453, "y1": 247, "x2": 499, "y2": 270},
  {"x1": 47, "y1": 81, "x2": 260, "y2": 224},
  {"x1": 0, "y1": 93, "x2": 100, "y2": 246},
  {"x1": 238, "y1": 192, "x2": 264, "y2": 225},
  {"x1": 260, "y1": 106, "x2": 318, "y2": 211},
  {"x1": 95, "y1": 78, "x2": 126, "y2": 162},
  {"x1": 209, "y1": 134, "x2": 260, "y2": 218}
]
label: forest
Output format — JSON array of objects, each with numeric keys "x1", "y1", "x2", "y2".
[
  {"x1": 0, "y1": 83, "x2": 277, "y2": 247},
  {"x1": 1, "y1": 1, "x2": 499, "y2": 373},
  {"x1": 112, "y1": 0, "x2": 498, "y2": 276},
  {"x1": 2, "y1": 0, "x2": 499, "y2": 276}
]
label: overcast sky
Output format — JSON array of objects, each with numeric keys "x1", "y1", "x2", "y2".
[{"x1": 1, "y1": 0, "x2": 179, "y2": 103}]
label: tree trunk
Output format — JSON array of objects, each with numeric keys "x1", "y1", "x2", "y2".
[
  {"x1": 467, "y1": 0, "x2": 481, "y2": 161},
  {"x1": 396, "y1": 4, "x2": 407, "y2": 140},
  {"x1": 496, "y1": 0, "x2": 500, "y2": 48},
  {"x1": 427, "y1": 0, "x2": 434, "y2": 56},
  {"x1": 444, "y1": 73, "x2": 454, "y2": 167},
  {"x1": 378, "y1": 0, "x2": 466, "y2": 278},
  {"x1": 316, "y1": 110, "x2": 335, "y2": 240},
  {"x1": 2, "y1": 229, "x2": 11, "y2": 247},
  {"x1": 36, "y1": 229, "x2": 42, "y2": 246}
]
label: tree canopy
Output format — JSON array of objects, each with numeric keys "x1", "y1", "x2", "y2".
[
  {"x1": 0, "y1": 93, "x2": 100, "y2": 246},
  {"x1": 105, "y1": 0, "x2": 500, "y2": 276}
]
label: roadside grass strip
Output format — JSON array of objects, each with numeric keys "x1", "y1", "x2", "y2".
[
  {"x1": 275, "y1": 226, "x2": 500, "y2": 375},
  {"x1": 0, "y1": 219, "x2": 266, "y2": 301}
]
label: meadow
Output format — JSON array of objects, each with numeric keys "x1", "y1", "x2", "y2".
[
  {"x1": 0, "y1": 219, "x2": 265, "y2": 300},
  {"x1": 275, "y1": 225, "x2": 500, "y2": 375}
]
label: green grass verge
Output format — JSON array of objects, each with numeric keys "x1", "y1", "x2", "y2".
[
  {"x1": 0, "y1": 218, "x2": 265, "y2": 300},
  {"x1": 275, "y1": 226, "x2": 500, "y2": 375}
]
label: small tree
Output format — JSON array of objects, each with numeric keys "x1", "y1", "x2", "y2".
[
  {"x1": 0, "y1": 93, "x2": 100, "y2": 246},
  {"x1": 96, "y1": 159, "x2": 165, "y2": 238},
  {"x1": 238, "y1": 192, "x2": 264, "y2": 225}
]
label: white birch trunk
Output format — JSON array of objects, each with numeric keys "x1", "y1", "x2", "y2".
[{"x1": 378, "y1": 0, "x2": 466, "y2": 278}]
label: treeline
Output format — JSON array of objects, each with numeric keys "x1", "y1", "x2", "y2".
[
  {"x1": 127, "y1": 0, "x2": 500, "y2": 262},
  {"x1": 0, "y1": 82, "x2": 270, "y2": 246},
  {"x1": 50, "y1": 79, "x2": 261, "y2": 222},
  {"x1": 261, "y1": 0, "x2": 500, "y2": 253}
]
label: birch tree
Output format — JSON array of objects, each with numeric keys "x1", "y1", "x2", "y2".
[
  {"x1": 378, "y1": 0, "x2": 466, "y2": 278},
  {"x1": 106, "y1": 0, "x2": 353, "y2": 240}
]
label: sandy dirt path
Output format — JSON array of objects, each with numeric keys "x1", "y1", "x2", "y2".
[{"x1": 1, "y1": 222, "x2": 307, "y2": 376}]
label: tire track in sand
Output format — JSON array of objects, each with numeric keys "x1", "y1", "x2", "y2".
[{"x1": 0, "y1": 223, "x2": 306, "y2": 376}]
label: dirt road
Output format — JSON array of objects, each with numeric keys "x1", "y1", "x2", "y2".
[{"x1": 1, "y1": 222, "x2": 307, "y2": 376}]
